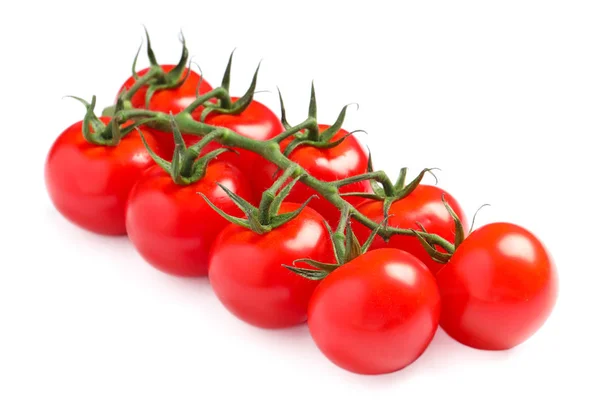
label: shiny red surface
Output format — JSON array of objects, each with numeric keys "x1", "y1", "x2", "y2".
[
  {"x1": 208, "y1": 203, "x2": 333, "y2": 329},
  {"x1": 436, "y1": 222, "x2": 558, "y2": 350},
  {"x1": 308, "y1": 248, "x2": 440, "y2": 375},
  {"x1": 354, "y1": 185, "x2": 467, "y2": 274},
  {"x1": 45, "y1": 118, "x2": 159, "y2": 235},
  {"x1": 126, "y1": 163, "x2": 253, "y2": 277}
]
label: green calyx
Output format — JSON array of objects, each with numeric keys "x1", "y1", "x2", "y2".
[
  {"x1": 190, "y1": 51, "x2": 261, "y2": 122},
  {"x1": 140, "y1": 115, "x2": 228, "y2": 185},
  {"x1": 356, "y1": 153, "x2": 439, "y2": 201},
  {"x1": 69, "y1": 95, "x2": 149, "y2": 146},
  {"x1": 284, "y1": 207, "x2": 384, "y2": 281},
  {"x1": 117, "y1": 28, "x2": 192, "y2": 111},
  {"x1": 340, "y1": 153, "x2": 439, "y2": 224},
  {"x1": 413, "y1": 200, "x2": 491, "y2": 263},
  {"x1": 277, "y1": 83, "x2": 363, "y2": 157},
  {"x1": 199, "y1": 165, "x2": 315, "y2": 234},
  {"x1": 410, "y1": 194, "x2": 464, "y2": 264}
]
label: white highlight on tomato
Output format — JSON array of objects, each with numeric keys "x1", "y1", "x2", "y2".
[
  {"x1": 284, "y1": 221, "x2": 324, "y2": 251},
  {"x1": 385, "y1": 262, "x2": 417, "y2": 287},
  {"x1": 499, "y1": 233, "x2": 536, "y2": 262}
]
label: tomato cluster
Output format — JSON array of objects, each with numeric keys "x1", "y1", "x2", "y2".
[{"x1": 45, "y1": 34, "x2": 558, "y2": 376}]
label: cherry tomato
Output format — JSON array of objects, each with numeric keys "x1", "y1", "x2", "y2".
[
  {"x1": 119, "y1": 65, "x2": 212, "y2": 115},
  {"x1": 353, "y1": 185, "x2": 467, "y2": 274},
  {"x1": 208, "y1": 203, "x2": 333, "y2": 329},
  {"x1": 258, "y1": 126, "x2": 371, "y2": 226},
  {"x1": 308, "y1": 248, "x2": 440, "y2": 375},
  {"x1": 198, "y1": 98, "x2": 284, "y2": 198},
  {"x1": 45, "y1": 117, "x2": 159, "y2": 235},
  {"x1": 126, "y1": 163, "x2": 253, "y2": 277},
  {"x1": 436, "y1": 222, "x2": 558, "y2": 350},
  {"x1": 118, "y1": 65, "x2": 213, "y2": 158}
]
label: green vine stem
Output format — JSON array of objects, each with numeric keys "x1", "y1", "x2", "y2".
[{"x1": 114, "y1": 107, "x2": 456, "y2": 255}]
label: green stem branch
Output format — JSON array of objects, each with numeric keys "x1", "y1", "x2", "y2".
[
  {"x1": 184, "y1": 87, "x2": 229, "y2": 114},
  {"x1": 331, "y1": 172, "x2": 395, "y2": 196},
  {"x1": 124, "y1": 108, "x2": 457, "y2": 255},
  {"x1": 122, "y1": 67, "x2": 163, "y2": 101}
]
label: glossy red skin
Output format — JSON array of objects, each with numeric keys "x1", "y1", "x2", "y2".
[
  {"x1": 208, "y1": 203, "x2": 333, "y2": 329},
  {"x1": 126, "y1": 163, "x2": 253, "y2": 277},
  {"x1": 118, "y1": 65, "x2": 213, "y2": 158},
  {"x1": 308, "y1": 248, "x2": 440, "y2": 375},
  {"x1": 436, "y1": 222, "x2": 558, "y2": 350},
  {"x1": 258, "y1": 125, "x2": 371, "y2": 227},
  {"x1": 353, "y1": 185, "x2": 467, "y2": 274},
  {"x1": 198, "y1": 98, "x2": 284, "y2": 198},
  {"x1": 45, "y1": 117, "x2": 159, "y2": 235}
]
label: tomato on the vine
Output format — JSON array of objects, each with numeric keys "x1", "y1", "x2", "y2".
[
  {"x1": 126, "y1": 162, "x2": 253, "y2": 277},
  {"x1": 258, "y1": 126, "x2": 371, "y2": 226},
  {"x1": 308, "y1": 248, "x2": 440, "y2": 375},
  {"x1": 436, "y1": 222, "x2": 558, "y2": 350},
  {"x1": 353, "y1": 185, "x2": 467, "y2": 274},
  {"x1": 45, "y1": 117, "x2": 159, "y2": 235},
  {"x1": 118, "y1": 65, "x2": 213, "y2": 158},
  {"x1": 208, "y1": 202, "x2": 333, "y2": 329},
  {"x1": 119, "y1": 65, "x2": 213, "y2": 115},
  {"x1": 198, "y1": 98, "x2": 285, "y2": 197}
]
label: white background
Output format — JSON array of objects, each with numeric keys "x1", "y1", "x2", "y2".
[{"x1": 1, "y1": 1, "x2": 598, "y2": 415}]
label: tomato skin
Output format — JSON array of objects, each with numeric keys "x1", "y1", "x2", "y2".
[
  {"x1": 125, "y1": 163, "x2": 253, "y2": 277},
  {"x1": 353, "y1": 185, "x2": 467, "y2": 274},
  {"x1": 118, "y1": 65, "x2": 213, "y2": 158},
  {"x1": 436, "y1": 222, "x2": 558, "y2": 350},
  {"x1": 308, "y1": 248, "x2": 440, "y2": 375},
  {"x1": 45, "y1": 118, "x2": 159, "y2": 235},
  {"x1": 257, "y1": 126, "x2": 371, "y2": 226},
  {"x1": 198, "y1": 98, "x2": 284, "y2": 198},
  {"x1": 208, "y1": 203, "x2": 333, "y2": 329}
]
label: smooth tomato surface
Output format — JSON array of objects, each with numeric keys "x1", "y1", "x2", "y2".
[
  {"x1": 208, "y1": 203, "x2": 333, "y2": 329},
  {"x1": 436, "y1": 222, "x2": 558, "y2": 350},
  {"x1": 353, "y1": 185, "x2": 467, "y2": 274},
  {"x1": 258, "y1": 126, "x2": 371, "y2": 226},
  {"x1": 118, "y1": 65, "x2": 213, "y2": 158},
  {"x1": 126, "y1": 163, "x2": 253, "y2": 277},
  {"x1": 308, "y1": 248, "x2": 440, "y2": 375},
  {"x1": 199, "y1": 98, "x2": 284, "y2": 197},
  {"x1": 45, "y1": 117, "x2": 159, "y2": 235}
]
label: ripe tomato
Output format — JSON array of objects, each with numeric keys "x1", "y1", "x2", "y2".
[
  {"x1": 208, "y1": 203, "x2": 333, "y2": 329},
  {"x1": 126, "y1": 163, "x2": 253, "y2": 277},
  {"x1": 198, "y1": 98, "x2": 285, "y2": 197},
  {"x1": 119, "y1": 65, "x2": 213, "y2": 115},
  {"x1": 308, "y1": 248, "x2": 440, "y2": 375},
  {"x1": 436, "y1": 222, "x2": 558, "y2": 350},
  {"x1": 118, "y1": 65, "x2": 213, "y2": 158},
  {"x1": 353, "y1": 185, "x2": 467, "y2": 274},
  {"x1": 258, "y1": 126, "x2": 371, "y2": 226},
  {"x1": 45, "y1": 117, "x2": 159, "y2": 235}
]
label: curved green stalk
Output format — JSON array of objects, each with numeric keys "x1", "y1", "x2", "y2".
[{"x1": 112, "y1": 107, "x2": 456, "y2": 255}]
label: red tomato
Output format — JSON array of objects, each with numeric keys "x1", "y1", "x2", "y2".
[
  {"x1": 353, "y1": 185, "x2": 467, "y2": 274},
  {"x1": 198, "y1": 98, "x2": 284, "y2": 198},
  {"x1": 308, "y1": 248, "x2": 440, "y2": 375},
  {"x1": 258, "y1": 126, "x2": 371, "y2": 226},
  {"x1": 208, "y1": 203, "x2": 333, "y2": 329},
  {"x1": 126, "y1": 163, "x2": 253, "y2": 277},
  {"x1": 45, "y1": 117, "x2": 159, "y2": 235},
  {"x1": 436, "y1": 222, "x2": 558, "y2": 350},
  {"x1": 118, "y1": 65, "x2": 213, "y2": 158},
  {"x1": 119, "y1": 65, "x2": 212, "y2": 115}
]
